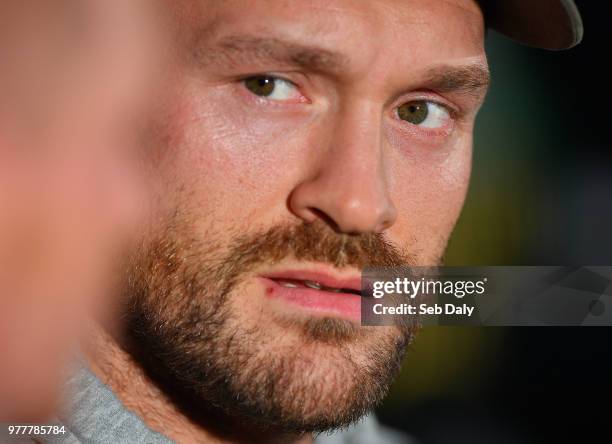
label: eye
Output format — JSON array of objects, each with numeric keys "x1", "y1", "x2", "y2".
[
  {"x1": 397, "y1": 100, "x2": 451, "y2": 128},
  {"x1": 243, "y1": 75, "x2": 301, "y2": 101}
]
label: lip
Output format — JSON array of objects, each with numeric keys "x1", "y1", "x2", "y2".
[
  {"x1": 262, "y1": 269, "x2": 362, "y2": 293},
  {"x1": 259, "y1": 267, "x2": 363, "y2": 322}
]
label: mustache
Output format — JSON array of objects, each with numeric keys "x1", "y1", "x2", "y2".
[{"x1": 224, "y1": 221, "x2": 415, "y2": 275}]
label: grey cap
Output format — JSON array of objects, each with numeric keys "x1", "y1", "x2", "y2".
[{"x1": 478, "y1": 0, "x2": 584, "y2": 50}]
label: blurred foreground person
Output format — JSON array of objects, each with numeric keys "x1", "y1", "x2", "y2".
[{"x1": 0, "y1": 0, "x2": 163, "y2": 421}]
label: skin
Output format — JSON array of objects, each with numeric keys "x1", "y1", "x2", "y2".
[
  {"x1": 0, "y1": 0, "x2": 163, "y2": 421},
  {"x1": 88, "y1": 0, "x2": 489, "y2": 442}
]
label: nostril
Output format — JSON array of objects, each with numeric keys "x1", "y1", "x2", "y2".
[
  {"x1": 307, "y1": 207, "x2": 342, "y2": 233},
  {"x1": 287, "y1": 175, "x2": 396, "y2": 234},
  {"x1": 375, "y1": 219, "x2": 393, "y2": 233},
  {"x1": 307, "y1": 205, "x2": 395, "y2": 235}
]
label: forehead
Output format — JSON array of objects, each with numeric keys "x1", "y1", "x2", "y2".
[{"x1": 180, "y1": 0, "x2": 485, "y2": 73}]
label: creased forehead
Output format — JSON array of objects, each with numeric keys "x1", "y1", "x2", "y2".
[
  {"x1": 175, "y1": 0, "x2": 485, "y2": 53},
  {"x1": 175, "y1": 0, "x2": 487, "y2": 90}
]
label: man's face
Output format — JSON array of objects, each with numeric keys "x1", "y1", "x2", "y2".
[{"x1": 127, "y1": 0, "x2": 488, "y2": 433}]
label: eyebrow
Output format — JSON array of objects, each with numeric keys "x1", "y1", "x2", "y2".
[
  {"x1": 421, "y1": 64, "x2": 490, "y2": 97},
  {"x1": 194, "y1": 34, "x2": 349, "y2": 73},
  {"x1": 194, "y1": 34, "x2": 490, "y2": 97}
]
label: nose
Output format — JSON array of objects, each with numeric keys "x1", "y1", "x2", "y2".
[{"x1": 289, "y1": 104, "x2": 397, "y2": 234}]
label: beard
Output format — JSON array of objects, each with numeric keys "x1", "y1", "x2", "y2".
[{"x1": 123, "y1": 216, "x2": 418, "y2": 434}]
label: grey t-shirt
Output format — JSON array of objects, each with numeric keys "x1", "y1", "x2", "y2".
[{"x1": 43, "y1": 366, "x2": 412, "y2": 444}]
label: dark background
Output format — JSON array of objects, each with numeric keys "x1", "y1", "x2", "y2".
[{"x1": 377, "y1": 2, "x2": 612, "y2": 443}]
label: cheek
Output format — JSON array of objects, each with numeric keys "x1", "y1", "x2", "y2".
[
  {"x1": 158, "y1": 82, "x2": 315, "y2": 224},
  {"x1": 386, "y1": 132, "x2": 472, "y2": 257}
]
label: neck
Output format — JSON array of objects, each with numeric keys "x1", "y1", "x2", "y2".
[{"x1": 84, "y1": 325, "x2": 312, "y2": 444}]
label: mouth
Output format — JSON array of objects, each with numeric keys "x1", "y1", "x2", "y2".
[
  {"x1": 259, "y1": 268, "x2": 364, "y2": 323},
  {"x1": 271, "y1": 278, "x2": 362, "y2": 295}
]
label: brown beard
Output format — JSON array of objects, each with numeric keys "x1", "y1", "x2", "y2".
[{"x1": 123, "y1": 219, "x2": 418, "y2": 434}]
